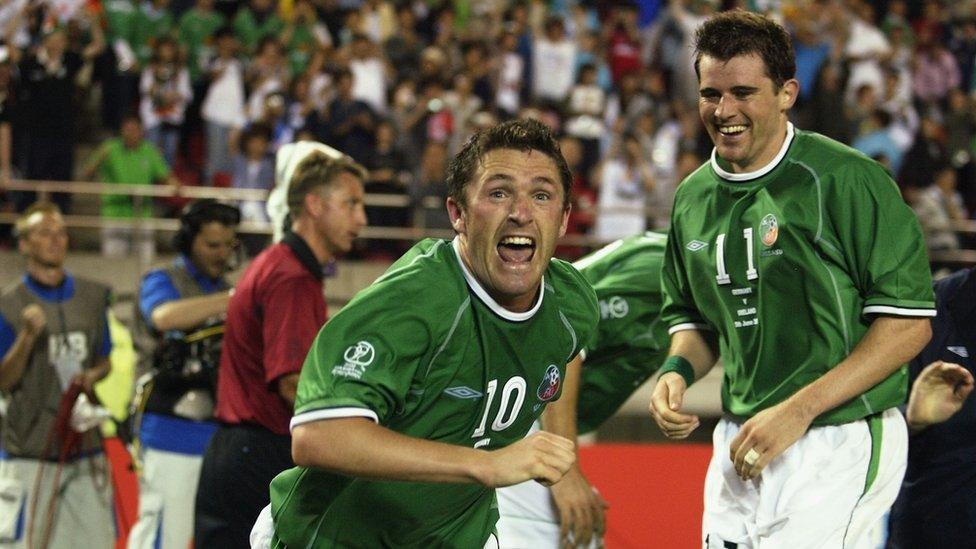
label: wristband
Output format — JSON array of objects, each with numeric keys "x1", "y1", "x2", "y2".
[{"x1": 659, "y1": 356, "x2": 695, "y2": 388}]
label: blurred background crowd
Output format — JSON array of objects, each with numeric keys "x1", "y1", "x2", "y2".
[{"x1": 0, "y1": 0, "x2": 974, "y2": 259}]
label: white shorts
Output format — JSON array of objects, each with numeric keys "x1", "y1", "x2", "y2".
[
  {"x1": 703, "y1": 408, "x2": 907, "y2": 549},
  {"x1": 496, "y1": 422, "x2": 600, "y2": 549}
]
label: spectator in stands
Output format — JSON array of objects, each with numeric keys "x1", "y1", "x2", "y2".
[
  {"x1": 230, "y1": 123, "x2": 274, "y2": 255},
  {"x1": 843, "y1": 2, "x2": 890, "y2": 106},
  {"x1": 565, "y1": 63, "x2": 607, "y2": 179},
  {"x1": 99, "y1": 0, "x2": 139, "y2": 131},
  {"x1": 347, "y1": 32, "x2": 389, "y2": 115},
  {"x1": 594, "y1": 131, "x2": 654, "y2": 241},
  {"x1": 245, "y1": 37, "x2": 289, "y2": 123},
  {"x1": 887, "y1": 267, "x2": 976, "y2": 548},
  {"x1": 909, "y1": 166, "x2": 968, "y2": 251},
  {"x1": 384, "y1": 4, "x2": 423, "y2": 83},
  {"x1": 853, "y1": 109, "x2": 904, "y2": 175},
  {"x1": 363, "y1": 119, "x2": 410, "y2": 259},
  {"x1": 913, "y1": 26, "x2": 961, "y2": 108},
  {"x1": 949, "y1": 18, "x2": 976, "y2": 93},
  {"x1": 900, "y1": 113, "x2": 949, "y2": 189},
  {"x1": 494, "y1": 30, "x2": 525, "y2": 118},
  {"x1": 411, "y1": 141, "x2": 451, "y2": 231},
  {"x1": 809, "y1": 62, "x2": 850, "y2": 144},
  {"x1": 194, "y1": 151, "x2": 367, "y2": 548},
  {"x1": 83, "y1": 114, "x2": 181, "y2": 258},
  {"x1": 16, "y1": 15, "x2": 104, "y2": 213},
  {"x1": 233, "y1": 0, "x2": 283, "y2": 55},
  {"x1": 140, "y1": 37, "x2": 192, "y2": 168},
  {"x1": 133, "y1": 0, "x2": 176, "y2": 69},
  {"x1": 281, "y1": 0, "x2": 331, "y2": 77},
  {"x1": 443, "y1": 72, "x2": 482, "y2": 156},
  {"x1": 177, "y1": 0, "x2": 225, "y2": 86},
  {"x1": 532, "y1": 15, "x2": 577, "y2": 106},
  {"x1": 311, "y1": 68, "x2": 376, "y2": 164},
  {"x1": 201, "y1": 27, "x2": 245, "y2": 184},
  {"x1": 0, "y1": 202, "x2": 114, "y2": 549},
  {"x1": 131, "y1": 200, "x2": 239, "y2": 549}
]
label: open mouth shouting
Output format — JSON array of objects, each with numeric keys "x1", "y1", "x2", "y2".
[{"x1": 497, "y1": 235, "x2": 536, "y2": 268}]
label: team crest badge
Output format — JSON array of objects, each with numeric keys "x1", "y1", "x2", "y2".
[
  {"x1": 537, "y1": 365, "x2": 561, "y2": 401},
  {"x1": 760, "y1": 214, "x2": 778, "y2": 247}
]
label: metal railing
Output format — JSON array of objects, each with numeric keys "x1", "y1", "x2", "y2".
[{"x1": 2, "y1": 178, "x2": 975, "y2": 263}]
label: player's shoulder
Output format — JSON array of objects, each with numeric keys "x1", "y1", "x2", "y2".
[
  {"x1": 790, "y1": 129, "x2": 892, "y2": 186},
  {"x1": 544, "y1": 257, "x2": 599, "y2": 327},
  {"x1": 345, "y1": 239, "x2": 468, "y2": 319},
  {"x1": 672, "y1": 159, "x2": 715, "y2": 203},
  {"x1": 575, "y1": 232, "x2": 668, "y2": 295}
]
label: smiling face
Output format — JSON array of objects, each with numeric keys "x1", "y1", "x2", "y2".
[
  {"x1": 447, "y1": 148, "x2": 570, "y2": 313},
  {"x1": 698, "y1": 54, "x2": 797, "y2": 173}
]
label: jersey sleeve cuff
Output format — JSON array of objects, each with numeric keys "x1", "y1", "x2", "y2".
[
  {"x1": 289, "y1": 407, "x2": 379, "y2": 432},
  {"x1": 667, "y1": 322, "x2": 711, "y2": 335},
  {"x1": 862, "y1": 299, "x2": 936, "y2": 317}
]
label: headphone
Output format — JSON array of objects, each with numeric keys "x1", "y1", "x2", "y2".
[{"x1": 173, "y1": 200, "x2": 242, "y2": 256}]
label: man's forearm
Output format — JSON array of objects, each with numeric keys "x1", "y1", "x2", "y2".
[
  {"x1": 0, "y1": 331, "x2": 38, "y2": 391},
  {"x1": 292, "y1": 418, "x2": 495, "y2": 485},
  {"x1": 150, "y1": 291, "x2": 231, "y2": 332},
  {"x1": 668, "y1": 328, "x2": 720, "y2": 382},
  {"x1": 789, "y1": 316, "x2": 931, "y2": 421}
]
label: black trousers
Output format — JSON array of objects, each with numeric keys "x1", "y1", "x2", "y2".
[{"x1": 193, "y1": 423, "x2": 293, "y2": 548}]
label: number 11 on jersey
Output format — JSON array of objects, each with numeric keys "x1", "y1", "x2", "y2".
[{"x1": 715, "y1": 228, "x2": 758, "y2": 285}]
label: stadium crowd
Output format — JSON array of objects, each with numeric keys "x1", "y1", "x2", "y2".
[{"x1": 0, "y1": 0, "x2": 973, "y2": 256}]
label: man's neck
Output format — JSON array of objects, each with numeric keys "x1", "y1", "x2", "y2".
[
  {"x1": 291, "y1": 220, "x2": 334, "y2": 265},
  {"x1": 27, "y1": 263, "x2": 66, "y2": 287}
]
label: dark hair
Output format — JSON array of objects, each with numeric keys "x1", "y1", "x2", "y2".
[
  {"x1": 286, "y1": 151, "x2": 368, "y2": 218},
  {"x1": 446, "y1": 118, "x2": 572, "y2": 208},
  {"x1": 173, "y1": 200, "x2": 241, "y2": 255},
  {"x1": 694, "y1": 10, "x2": 795, "y2": 89}
]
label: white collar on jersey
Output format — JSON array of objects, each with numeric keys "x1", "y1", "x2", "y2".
[
  {"x1": 452, "y1": 236, "x2": 544, "y2": 322},
  {"x1": 710, "y1": 122, "x2": 796, "y2": 182}
]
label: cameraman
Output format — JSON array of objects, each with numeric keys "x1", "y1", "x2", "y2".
[{"x1": 129, "y1": 200, "x2": 240, "y2": 549}]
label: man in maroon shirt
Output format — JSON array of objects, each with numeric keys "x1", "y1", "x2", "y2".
[{"x1": 193, "y1": 150, "x2": 368, "y2": 548}]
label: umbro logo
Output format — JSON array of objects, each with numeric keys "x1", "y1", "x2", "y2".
[
  {"x1": 444, "y1": 386, "x2": 483, "y2": 399},
  {"x1": 948, "y1": 346, "x2": 970, "y2": 358},
  {"x1": 686, "y1": 240, "x2": 708, "y2": 252}
]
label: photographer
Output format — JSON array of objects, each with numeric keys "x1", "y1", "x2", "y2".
[{"x1": 129, "y1": 200, "x2": 239, "y2": 549}]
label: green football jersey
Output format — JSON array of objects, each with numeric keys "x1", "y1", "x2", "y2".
[
  {"x1": 661, "y1": 125, "x2": 935, "y2": 425},
  {"x1": 270, "y1": 238, "x2": 598, "y2": 548},
  {"x1": 572, "y1": 231, "x2": 669, "y2": 434}
]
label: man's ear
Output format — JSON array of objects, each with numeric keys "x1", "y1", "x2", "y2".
[
  {"x1": 446, "y1": 197, "x2": 465, "y2": 234},
  {"x1": 558, "y1": 204, "x2": 571, "y2": 238},
  {"x1": 779, "y1": 79, "x2": 799, "y2": 111}
]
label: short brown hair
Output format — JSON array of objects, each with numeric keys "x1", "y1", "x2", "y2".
[
  {"x1": 14, "y1": 202, "x2": 62, "y2": 240},
  {"x1": 694, "y1": 10, "x2": 795, "y2": 89},
  {"x1": 286, "y1": 151, "x2": 367, "y2": 218},
  {"x1": 446, "y1": 118, "x2": 572, "y2": 209}
]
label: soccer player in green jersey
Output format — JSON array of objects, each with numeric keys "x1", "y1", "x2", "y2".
[
  {"x1": 649, "y1": 11, "x2": 935, "y2": 548},
  {"x1": 497, "y1": 231, "x2": 669, "y2": 548},
  {"x1": 252, "y1": 119, "x2": 599, "y2": 548}
]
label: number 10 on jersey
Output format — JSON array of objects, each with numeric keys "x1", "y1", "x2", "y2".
[{"x1": 472, "y1": 377, "x2": 527, "y2": 448}]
